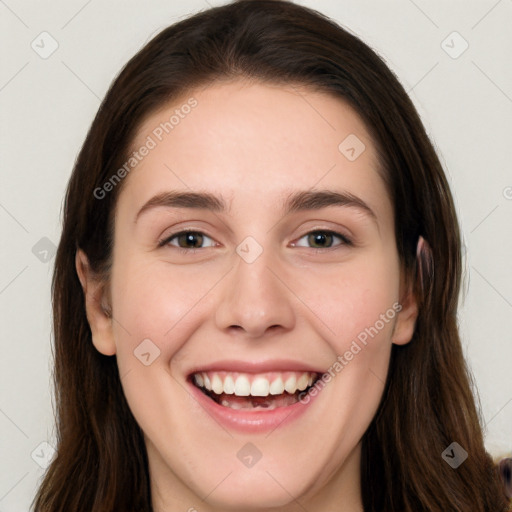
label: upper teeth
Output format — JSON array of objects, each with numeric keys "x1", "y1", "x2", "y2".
[{"x1": 193, "y1": 371, "x2": 317, "y2": 397}]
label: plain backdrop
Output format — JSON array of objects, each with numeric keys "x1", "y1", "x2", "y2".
[{"x1": 0, "y1": 0, "x2": 511, "y2": 510}]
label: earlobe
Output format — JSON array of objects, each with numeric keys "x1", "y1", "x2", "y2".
[{"x1": 75, "y1": 250, "x2": 117, "y2": 356}]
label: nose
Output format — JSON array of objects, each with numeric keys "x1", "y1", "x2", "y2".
[{"x1": 214, "y1": 244, "x2": 296, "y2": 339}]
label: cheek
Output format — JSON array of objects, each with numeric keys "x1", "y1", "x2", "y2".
[
  {"x1": 108, "y1": 259, "x2": 216, "y2": 436},
  {"x1": 109, "y1": 256, "x2": 220, "y2": 363},
  {"x1": 297, "y1": 255, "x2": 400, "y2": 351}
]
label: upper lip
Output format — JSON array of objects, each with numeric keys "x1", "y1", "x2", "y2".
[{"x1": 186, "y1": 359, "x2": 324, "y2": 377}]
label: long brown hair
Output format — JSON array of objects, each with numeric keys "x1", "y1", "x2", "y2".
[{"x1": 32, "y1": 1, "x2": 510, "y2": 510}]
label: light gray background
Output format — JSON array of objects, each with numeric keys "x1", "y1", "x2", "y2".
[{"x1": 1, "y1": 0, "x2": 511, "y2": 510}]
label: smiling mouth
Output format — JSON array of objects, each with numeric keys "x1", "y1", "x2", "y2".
[{"x1": 190, "y1": 370, "x2": 320, "y2": 410}]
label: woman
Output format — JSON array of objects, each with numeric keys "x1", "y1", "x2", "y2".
[{"x1": 32, "y1": 1, "x2": 511, "y2": 510}]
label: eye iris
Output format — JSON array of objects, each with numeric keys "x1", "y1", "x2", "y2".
[
  {"x1": 178, "y1": 232, "x2": 203, "y2": 248},
  {"x1": 308, "y1": 231, "x2": 332, "y2": 248}
]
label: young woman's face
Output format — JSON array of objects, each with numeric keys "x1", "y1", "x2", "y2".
[{"x1": 80, "y1": 80, "x2": 417, "y2": 511}]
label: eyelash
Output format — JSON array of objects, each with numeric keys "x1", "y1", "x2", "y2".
[{"x1": 158, "y1": 229, "x2": 353, "y2": 253}]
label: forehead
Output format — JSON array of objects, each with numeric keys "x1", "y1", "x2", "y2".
[{"x1": 119, "y1": 80, "x2": 389, "y2": 222}]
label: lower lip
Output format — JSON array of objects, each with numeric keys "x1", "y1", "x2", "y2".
[{"x1": 187, "y1": 379, "x2": 320, "y2": 434}]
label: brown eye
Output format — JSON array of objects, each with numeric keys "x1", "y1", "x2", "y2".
[
  {"x1": 176, "y1": 232, "x2": 204, "y2": 248},
  {"x1": 160, "y1": 231, "x2": 215, "y2": 249},
  {"x1": 308, "y1": 231, "x2": 334, "y2": 248},
  {"x1": 294, "y1": 230, "x2": 351, "y2": 249}
]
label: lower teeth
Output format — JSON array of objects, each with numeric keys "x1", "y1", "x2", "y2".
[
  {"x1": 220, "y1": 398, "x2": 282, "y2": 410},
  {"x1": 213, "y1": 392, "x2": 300, "y2": 410}
]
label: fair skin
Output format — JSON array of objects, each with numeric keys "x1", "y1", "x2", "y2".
[{"x1": 76, "y1": 80, "x2": 418, "y2": 512}]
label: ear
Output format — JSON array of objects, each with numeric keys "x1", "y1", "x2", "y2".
[
  {"x1": 391, "y1": 276, "x2": 418, "y2": 346},
  {"x1": 75, "y1": 249, "x2": 116, "y2": 356},
  {"x1": 392, "y1": 246, "x2": 422, "y2": 346}
]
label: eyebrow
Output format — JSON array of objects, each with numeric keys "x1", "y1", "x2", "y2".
[{"x1": 134, "y1": 189, "x2": 377, "y2": 223}]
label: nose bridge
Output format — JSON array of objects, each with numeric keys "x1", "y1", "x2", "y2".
[{"x1": 214, "y1": 235, "x2": 296, "y2": 337}]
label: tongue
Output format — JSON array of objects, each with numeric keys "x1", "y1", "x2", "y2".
[{"x1": 215, "y1": 392, "x2": 298, "y2": 410}]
